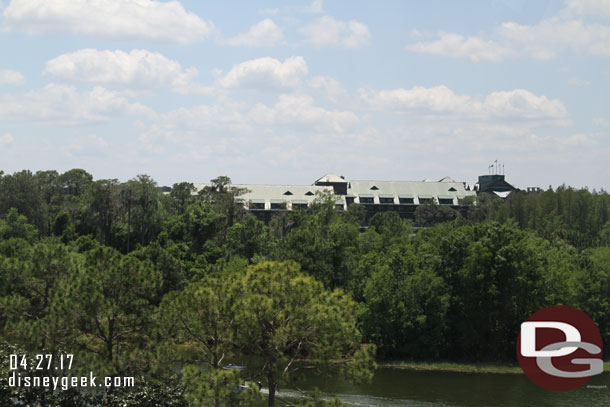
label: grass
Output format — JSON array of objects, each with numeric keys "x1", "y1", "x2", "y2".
[
  {"x1": 381, "y1": 360, "x2": 610, "y2": 375},
  {"x1": 381, "y1": 361, "x2": 524, "y2": 374}
]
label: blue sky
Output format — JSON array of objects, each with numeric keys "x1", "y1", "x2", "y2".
[{"x1": 0, "y1": 0, "x2": 609, "y2": 189}]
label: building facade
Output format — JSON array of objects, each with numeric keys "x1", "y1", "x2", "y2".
[{"x1": 194, "y1": 173, "x2": 481, "y2": 222}]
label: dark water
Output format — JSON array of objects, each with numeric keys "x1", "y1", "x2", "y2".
[{"x1": 274, "y1": 368, "x2": 610, "y2": 407}]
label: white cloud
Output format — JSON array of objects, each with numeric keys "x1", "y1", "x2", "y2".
[
  {"x1": 0, "y1": 132, "x2": 14, "y2": 145},
  {"x1": 301, "y1": 15, "x2": 370, "y2": 48},
  {"x1": 3, "y1": 0, "x2": 212, "y2": 44},
  {"x1": 259, "y1": 8, "x2": 279, "y2": 15},
  {"x1": 308, "y1": 75, "x2": 345, "y2": 102},
  {"x1": 216, "y1": 56, "x2": 308, "y2": 91},
  {"x1": 139, "y1": 93, "x2": 359, "y2": 154},
  {"x1": 249, "y1": 94, "x2": 359, "y2": 132},
  {"x1": 499, "y1": 18, "x2": 610, "y2": 58},
  {"x1": 406, "y1": 33, "x2": 513, "y2": 62},
  {"x1": 154, "y1": 104, "x2": 252, "y2": 136},
  {"x1": 65, "y1": 134, "x2": 112, "y2": 157},
  {"x1": 44, "y1": 49, "x2": 201, "y2": 93},
  {"x1": 564, "y1": 0, "x2": 610, "y2": 19},
  {"x1": 223, "y1": 19, "x2": 284, "y2": 47},
  {"x1": 304, "y1": 0, "x2": 323, "y2": 13},
  {"x1": 567, "y1": 77, "x2": 592, "y2": 87},
  {"x1": 0, "y1": 84, "x2": 155, "y2": 125},
  {"x1": 558, "y1": 133, "x2": 598, "y2": 148},
  {"x1": 360, "y1": 85, "x2": 568, "y2": 121},
  {"x1": 483, "y1": 89, "x2": 568, "y2": 119},
  {"x1": 594, "y1": 117, "x2": 610, "y2": 127},
  {"x1": 0, "y1": 69, "x2": 25, "y2": 85},
  {"x1": 360, "y1": 85, "x2": 475, "y2": 115},
  {"x1": 407, "y1": 3, "x2": 610, "y2": 61}
]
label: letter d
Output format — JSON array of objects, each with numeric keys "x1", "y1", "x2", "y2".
[{"x1": 521, "y1": 321, "x2": 581, "y2": 357}]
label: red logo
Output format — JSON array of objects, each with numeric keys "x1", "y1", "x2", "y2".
[{"x1": 517, "y1": 305, "x2": 603, "y2": 391}]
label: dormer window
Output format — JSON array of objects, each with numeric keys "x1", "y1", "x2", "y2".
[
  {"x1": 305, "y1": 191, "x2": 314, "y2": 196},
  {"x1": 370, "y1": 185, "x2": 379, "y2": 190},
  {"x1": 283, "y1": 191, "x2": 293, "y2": 195},
  {"x1": 448, "y1": 187, "x2": 457, "y2": 192}
]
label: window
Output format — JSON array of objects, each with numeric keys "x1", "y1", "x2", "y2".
[
  {"x1": 305, "y1": 191, "x2": 314, "y2": 196},
  {"x1": 250, "y1": 202, "x2": 265, "y2": 210},
  {"x1": 370, "y1": 185, "x2": 379, "y2": 190},
  {"x1": 335, "y1": 204, "x2": 344, "y2": 210},
  {"x1": 379, "y1": 197, "x2": 395, "y2": 204},
  {"x1": 418, "y1": 198, "x2": 433, "y2": 204},
  {"x1": 283, "y1": 191, "x2": 293, "y2": 195},
  {"x1": 292, "y1": 203, "x2": 308, "y2": 210},
  {"x1": 359, "y1": 197, "x2": 374, "y2": 204},
  {"x1": 448, "y1": 187, "x2": 457, "y2": 192},
  {"x1": 438, "y1": 198, "x2": 454, "y2": 205},
  {"x1": 270, "y1": 201, "x2": 286, "y2": 210},
  {"x1": 399, "y1": 197, "x2": 414, "y2": 204}
]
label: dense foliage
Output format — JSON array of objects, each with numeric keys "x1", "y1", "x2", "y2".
[{"x1": 1, "y1": 168, "x2": 609, "y2": 405}]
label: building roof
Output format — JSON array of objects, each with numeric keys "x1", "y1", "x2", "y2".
[
  {"x1": 193, "y1": 175, "x2": 476, "y2": 209},
  {"x1": 493, "y1": 191, "x2": 513, "y2": 198},
  {"x1": 348, "y1": 179, "x2": 475, "y2": 204},
  {"x1": 314, "y1": 173, "x2": 346, "y2": 184},
  {"x1": 193, "y1": 183, "x2": 341, "y2": 209}
]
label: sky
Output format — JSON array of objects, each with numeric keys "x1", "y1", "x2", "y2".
[{"x1": 0, "y1": 0, "x2": 609, "y2": 190}]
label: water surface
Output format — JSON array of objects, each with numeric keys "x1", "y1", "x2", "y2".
[{"x1": 276, "y1": 367, "x2": 610, "y2": 406}]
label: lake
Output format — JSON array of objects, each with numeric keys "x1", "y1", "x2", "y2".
[{"x1": 273, "y1": 367, "x2": 610, "y2": 406}]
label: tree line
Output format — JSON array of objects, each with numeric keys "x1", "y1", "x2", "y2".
[{"x1": 1, "y1": 168, "x2": 609, "y2": 406}]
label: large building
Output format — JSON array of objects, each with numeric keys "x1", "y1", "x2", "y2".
[
  {"x1": 194, "y1": 173, "x2": 480, "y2": 222},
  {"x1": 474, "y1": 174, "x2": 517, "y2": 197}
]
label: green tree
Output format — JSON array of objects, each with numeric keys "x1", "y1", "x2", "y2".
[
  {"x1": 159, "y1": 264, "x2": 261, "y2": 407},
  {"x1": 59, "y1": 246, "x2": 161, "y2": 375},
  {"x1": 0, "y1": 171, "x2": 44, "y2": 230},
  {"x1": 86, "y1": 179, "x2": 121, "y2": 246},
  {"x1": 450, "y1": 222, "x2": 550, "y2": 360},
  {"x1": 414, "y1": 201, "x2": 458, "y2": 227},
  {"x1": 575, "y1": 247, "x2": 610, "y2": 355},
  {"x1": 198, "y1": 176, "x2": 249, "y2": 241},
  {"x1": 52, "y1": 211, "x2": 76, "y2": 243},
  {"x1": 0, "y1": 208, "x2": 38, "y2": 242},
  {"x1": 226, "y1": 217, "x2": 275, "y2": 261},
  {"x1": 34, "y1": 170, "x2": 61, "y2": 235},
  {"x1": 119, "y1": 175, "x2": 163, "y2": 251},
  {"x1": 159, "y1": 273, "x2": 239, "y2": 370},
  {"x1": 278, "y1": 201, "x2": 360, "y2": 289},
  {"x1": 169, "y1": 182, "x2": 196, "y2": 215},
  {"x1": 362, "y1": 246, "x2": 449, "y2": 359},
  {"x1": 234, "y1": 261, "x2": 374, "y2": 407},
  {"x1": 56, "y1": 169, "x2": 93, "y2": 197},
  {"x1": 0, "y1": 242, "x2": 80, "y2": 352}
]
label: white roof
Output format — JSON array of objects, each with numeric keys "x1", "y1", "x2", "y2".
[
  {"x1": 192, "y1": 175, "x2": 475, "y2": 208},
  {"x1": 193, "y1": 183, "x2": 343, "y2": 208},
  {"x1": 493, "y1": 191, "x2": 512, "y2": 198},
  {"x1": 348, "y1": 179, "x2": 475, "y2": 203},
  {"x1": 314, "y1": 173, "x2": 346, "y2": 184}
]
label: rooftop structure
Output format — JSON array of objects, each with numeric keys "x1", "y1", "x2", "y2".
[
  {"x1": 193, "y1": 183, "x2": 338, "y2": 211},
  {"x1": 474, "y1": 174, "x2": 517, "y2": 197},
  {"x1": 194, "y1": 173, "x2": 482, "y2": 222}
]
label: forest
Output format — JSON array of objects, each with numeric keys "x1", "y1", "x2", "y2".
[{"x1": 1, "y1": 168, "x2": 609, "y2": 406}]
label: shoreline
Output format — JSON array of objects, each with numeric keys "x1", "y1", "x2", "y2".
[{"x1": 379, "y1": 361, "x2": 610, "y2": 375}]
